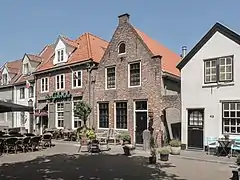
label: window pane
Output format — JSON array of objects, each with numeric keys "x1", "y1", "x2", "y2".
[
  {"x1": 129, "y1": 63, "x2": 140, "y2": 86},
  {"x1": 99, "y1": 103, "x2": 109, "y2": 128},
  {"x1": 116, "y1": 102, "x2": 127, "y2": 129},
  {"x1": 107, "y1": 67, "x2": 115, "y2": 89},
  {"x1": 135, "y1": 101, "x2": 147, "y2": 110},
  {"x1": 223, "y1": 103, "x2": 229, "y2": 110}
]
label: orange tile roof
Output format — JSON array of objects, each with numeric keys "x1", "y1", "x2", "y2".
[
  {"x1": 27, "y1": 54, "x2": 42, "y2": 62},
  {"x1": 134, "y1": 28, "x2": 181, "y2": 77},
  {"x1": 6, "y1": 59, "x2": 22, "y2": 74},
  {"x1": 36, "y1": 33, "x2": 108, "y2": 72}
]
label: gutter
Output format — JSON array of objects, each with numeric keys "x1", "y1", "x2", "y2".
[{"x1": 33, "y1": 59, "x2": 95, "y2": 75}]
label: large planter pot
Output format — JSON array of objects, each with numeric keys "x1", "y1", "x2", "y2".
[
  {"x1": 149, "y1": 156, "x2": 157, "y2": 164},
  {"x1": 123, "y1": 146, "x2": 131, "y2": 156},
  {"x1": 170, "y1": 146, "x2": 181, "y2": 155},
  {"x1": 160, "y1": 154, "x2": 169, "y2": 161}
]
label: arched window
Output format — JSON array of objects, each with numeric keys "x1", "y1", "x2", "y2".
[{"x1": 118, "y1": 42, "x2": 126, "y2": 54}]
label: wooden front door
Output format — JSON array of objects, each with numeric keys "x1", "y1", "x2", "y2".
[
  {"x1": 135, "y1": 111, "x2": 148, "y2": 144},
  {"x1": 187, "y1": 109, "x2": 204, "y2": 149}
]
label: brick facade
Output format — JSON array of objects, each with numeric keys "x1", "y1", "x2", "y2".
[
  {"x1": 35, "y1": 63, "x2": 95, "y2": 130},
  {"x1": 93, "y1": 14, "x2": 180, "y2": 145}
]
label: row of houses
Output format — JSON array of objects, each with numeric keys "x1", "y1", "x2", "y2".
[{"x1": 1, "y1": 13, "x2": 238, "y2": 150}]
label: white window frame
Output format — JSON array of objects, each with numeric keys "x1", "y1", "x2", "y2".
[
  {"x1": 118, "y1": 42, "x2": 126, "y2": 55},
  {"x1": 105, "y1": 66, "x2": 116, "y2": 90},
  {"x1": 114, "y1": 101, "x2": 128, "y2": 131},
  {"x1": 222, "y1": 102, "x2": 240, "y2": 134},
  {"x1": 20, "y1": 87, "x2": 25, "y2": 99},
  {"x1": 23, "y1": 63, "x2": 29, "y2": 75},
  {"x1": 56, "y1": 103, "x2": 64, "y2": 128},
  {"x1": 28, "y1": 86, "x2": 34, "y2": 98},
  {"x1": 55, "y1": 74, "x2": 65, "y2": 91},
  {"x1": 40, "y1": 77, "x2": 49, "y2": 93},
  {"x1": 57, "y1": 49, "x2": 64, "y2": 62},
  {"x1": 72, "y1": 70, "x2": 83, "y2": 89},
  {"x1": 2, "y1": 74, "x2": 7, "y2": 85},
  {"x1": 97, "y1": 102, "x2": 109, "y2": 129},
  {"x1": 128, "y1": 61, "x2": 141, "y2": 88},
  {"x1": 72, "y1": 101, "x2": 82, "y2": 129}
]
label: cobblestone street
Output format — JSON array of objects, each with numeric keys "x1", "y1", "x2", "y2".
[{"x1": 0, "y1": 142, "x2": 234, "y2": 180}]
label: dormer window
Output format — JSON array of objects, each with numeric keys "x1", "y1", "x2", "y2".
[
  {"x1": 23, "y1": 63, "x2": 29, "y2": 75},
  {"x1": 118, "y1": 42, "x2": 126, "y2": 55},
  {"x1": 57, "y1": 49, "x2": 64, "y2": 62},
  {"x1": 2, "y1": 74, "x2": 7, "y2": 85}
]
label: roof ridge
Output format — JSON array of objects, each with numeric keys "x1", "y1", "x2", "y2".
[
  {"x1": 87, "y1": 32, "x2": 109, "y2": 43},
  {"x1": 86, "y1": 33, "x2": 92, "y2": 58}
]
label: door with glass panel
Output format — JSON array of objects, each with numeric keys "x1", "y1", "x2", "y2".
[{"x1": 187, "y1": 109, "x2": 204, "y2": 149}]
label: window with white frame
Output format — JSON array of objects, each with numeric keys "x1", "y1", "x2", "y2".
[
  {"x1": 56, "y1": 103, "x2": 64, "y2": 128},
  {"x1": 72, "y1": 71, "x2": 82, "y2": 88},
  {"x1": 98, "y1": 102, "x2": 109, "y2": 128},
  {"x1": 41, "y1": 77, "x2": 49, "y2": 92},
  {"x1": 118, "y1": 42, "x2": 126, "y2": 54},
  {"x1": 116, "y1": 102, "x2": 127, "y2": 129},
  {"x1": 2, "y1": 74, "x2": 7, "y2": 85},
  {"x1": 23, "y1": 63, "x2": 29, "y2": 75},
  {"x1": 204, "y1": 56, "x2": 233, "y2": 83},
  {"x1": 129, "y1": 62, "x2": 141, "y2": 87},
  {"x1": 57, "y1": 49, "x2": 64, "y2": 62},
  {"x1": 106, "y1": 67, "x2": 115, "y2": 89},
  {"x1": 223, "y1": 102, "x2": 240, "y2": 134},
  {"x1": 29, "y1": 86, "x2": 34, "y2": 98},
  {"x1": 73, "y1": 102, "x2": 82, "y2": 128},
  {"x1": 20, "y1": 88, "x2": 25, "y2": 99},
  {"x1": 56, "y1": 74, "x2": 65, "y2": 90}
]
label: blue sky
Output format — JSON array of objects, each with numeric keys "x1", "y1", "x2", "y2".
[{"x1": 0, "y1": 0, "x2": 239, "y2": 65}]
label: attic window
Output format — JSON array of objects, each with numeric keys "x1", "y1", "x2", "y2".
[
  {"x1": 118, "y1": 42, "x2": 126, "y2": 54},
  {"x1": 23, "y1": 63, "x2": 29, "y2": 75},
  {"x1": 57, "y1": 49, "x2": 64, "y2": 62}
]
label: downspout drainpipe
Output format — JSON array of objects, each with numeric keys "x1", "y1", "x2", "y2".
[{"x1": 87, "y1": 61, "x2": 95, "y2": 128}]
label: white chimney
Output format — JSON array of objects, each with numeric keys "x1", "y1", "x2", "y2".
[{"x1": 181, "y1": 46, "x2": 187, "y2": 58}]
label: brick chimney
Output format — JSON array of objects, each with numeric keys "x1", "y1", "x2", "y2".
[{"x1": 118, "y1": 13, "x2": 130, "y2": 25}]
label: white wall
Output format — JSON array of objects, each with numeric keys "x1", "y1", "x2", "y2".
[
  {"x1": 181, "y1": 32, "x2": 240, "y2": 147},
  {"x1": 14, "y1": 84, "x2": 35, "y2": 131},
  {"x1": 53, "y1": 38, "x2": 74, "y2": 65}
]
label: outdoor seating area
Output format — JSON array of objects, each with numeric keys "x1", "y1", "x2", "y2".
[
  {"x1": 206, "y1": 135, "x2": 240, "y2": 157},
  {"x1": 0, "y1": 131, "x2": 53, "y2": 155}
]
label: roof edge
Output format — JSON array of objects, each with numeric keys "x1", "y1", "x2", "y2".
[{"x1": 177, "y1": 22, "x2": 240, "y2": 70}]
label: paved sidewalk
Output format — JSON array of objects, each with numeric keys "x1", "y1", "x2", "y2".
[{"x1": 53, "y1": 140, "x2": 237, "y2": 165}]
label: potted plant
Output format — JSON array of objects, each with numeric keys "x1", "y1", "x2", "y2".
[
  {"x1": 149, "y1": 147, "x2": 157, "y2": 164},
  {"x1": 120, "y1": 132, "x2": 131, "y2": 145},
  {"x1": 224, "y1": 133, "x2": 230, "y2": 140},
  {"x1": 149, "y1": 136, "x2": 157, "y2": 164},
  {"x1": 169, "y1": 139, "x2": 181, "y2": 155},
  {"x1": 158, "y1": 147, "x2": 170, "y2": 161}
]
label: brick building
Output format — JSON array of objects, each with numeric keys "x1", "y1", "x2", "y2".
[
  {"x1": 34, "y1": 33, "x2": 108, "y2": 133},
  {"x1": 93, "y1": 14, "x2": 181, "y2": 145}
]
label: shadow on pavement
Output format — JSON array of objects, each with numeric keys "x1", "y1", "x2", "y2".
[{"x1": 0, "y1": 153, "x2": 186, "y2": 180}]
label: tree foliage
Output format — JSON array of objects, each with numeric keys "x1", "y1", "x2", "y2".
[{"x1": 74, "y1": 101, "x2": 91, "y2": 125}]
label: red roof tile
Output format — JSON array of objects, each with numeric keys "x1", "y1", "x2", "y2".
[
  {"x1": 27, "y1": 54, "x2": 42, "y2": 62},
  {"x1": 6, "y1": 59, "x2": 22, "y2": 74},
  {"x1": 134, "y1": 28, "x2": 181, "y2": 77},
  {"x1": 36, "y1": 33, "x2": 108, "y2": 72}
]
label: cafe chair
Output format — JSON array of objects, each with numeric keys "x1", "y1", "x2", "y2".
[
  {"x1": 206, "y1": 137, "x2": 218, "y2": 155},
  {"x1": 231, "y1": 138, "x2": 240, "y2": 157}
]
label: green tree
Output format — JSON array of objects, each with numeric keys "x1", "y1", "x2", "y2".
[{"x1": 74, "y1": 101, "x2": 91, "y2": 126}]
